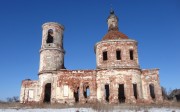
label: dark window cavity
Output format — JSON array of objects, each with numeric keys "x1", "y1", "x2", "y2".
[
  {"x1": 46, "y1": 29, "x2": 54, "y2": 43},
  {"x1": 116, "y1": 50, "x2": 121, "y2": 60},
  {"x1": 103, "y1": 51, "x2": 108, "y2": 61},
  {"x1": 130, "y1": 50, "x2": 134, "y2": 60},
  {"x1": 105, "y1": 84, "x2": 110, "y2": 102},
  {"x1": 133, "y1": 84, "x2": 138, "y2": 99}
]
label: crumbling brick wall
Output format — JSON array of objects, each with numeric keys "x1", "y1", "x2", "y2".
[
  {"x1": 96, "y1": 68, "x2": 142, "y2": 104},
  {"x1": 20, "y1": 80, "x2": 39, "y2": 103},
  {"x1": 36, "y1": 70, "x2": 97, "y2": 104},
  {"x1": 20, "y1": 68, "x2": 163, "y2": 104},
  {"x1": 141, "y1": 69, "x2": 163, "y2": 103},
  {"x1": 95, "y1": 39, "x2": 139, "y2": 69},
  {"x1": 55, "y1": 70, "x2": 97, "y2": 103}
]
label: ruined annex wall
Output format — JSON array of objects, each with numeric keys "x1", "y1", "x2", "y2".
[
  {"x1": 95, "y1": 39, "x2": 139, "y2": 69},
  {"x1": 20, "y1": 80, "x2": 39, "y2": 103},
  {"x1": 96, "y1": 68, "x2": 142, "y2": 104},
  {"x1": 141, "y1": 69, "x2": 163, "y2": 103},
  {"x1": 53, "y1": 70, "x2": 97, "y2": 104}
]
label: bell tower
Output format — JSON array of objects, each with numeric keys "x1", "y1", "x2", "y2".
[{"x1": 39, "y1": 22, "x2": 65, "y2": 74}]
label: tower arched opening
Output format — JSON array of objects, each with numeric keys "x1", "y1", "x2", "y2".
[{"x1": 46, "y1": 29, "x2": 54, "y2": 43}]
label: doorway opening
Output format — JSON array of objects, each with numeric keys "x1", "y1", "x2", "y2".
[
  {"x1": 118, "y1": 84, "x2": 125, "y2": 103},
  {"x1": 74, "y1": 87, "x2": 79, "y2": 102},
  {"x1": 105, "y1": 84, "x2": 110, "y2": 102},
  {"x1": 43, "y1": 83, "x2": 51, "y2": 103},
  {"x1": 149, "y1": 84, "x2": 155, "y2": 99}
]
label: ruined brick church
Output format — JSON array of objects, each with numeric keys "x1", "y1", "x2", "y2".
[{"x1": 20, "y1": 10, "x2": 163, "y2": 104}]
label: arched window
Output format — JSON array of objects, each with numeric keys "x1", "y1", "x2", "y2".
[
  {"x1": 46, "y1": 29, "x2": 53, "y2": 43},
  {"x1": 83, "y1": 86, "x2": 90, "y2": 98}
]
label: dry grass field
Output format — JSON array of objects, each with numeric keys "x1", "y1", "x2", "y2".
[{"x1": 0, "y1": 101, "x2": 179, "y2": 111}]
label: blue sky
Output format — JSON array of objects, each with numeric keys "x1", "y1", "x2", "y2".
[{"x1": 0, "y1": 0, "x2": 179, "y2": 100}]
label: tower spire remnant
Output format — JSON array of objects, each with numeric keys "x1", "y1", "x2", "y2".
[{"x1": 107, "y1": 8, "x2": 119, "y2": 31}]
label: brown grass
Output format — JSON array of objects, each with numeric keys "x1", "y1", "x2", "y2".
[{"x1": 0, "y1": 101, "x2": 179, "y2": 111}]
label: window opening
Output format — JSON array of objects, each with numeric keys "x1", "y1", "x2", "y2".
[
  {"x1": 103, "y1": 51, "x2": 108, "y2": 61},
  {"x1": 83, "y1": 86, "x2": 90, "y2": 98},
  {"x1": 105, "y1": 84, "x2": 110, "y2": 102},
  {"x1": 130, "y1": 50, "x2": 134, "y2": 60},
  {"x1": 116, "y1": 50, "x2": 121, "y2": 60},
  {"x1": 133, "y1": 84, "x2": 138, "y2": 99}
]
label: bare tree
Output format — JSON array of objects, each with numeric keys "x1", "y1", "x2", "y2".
[
  {"x1": 12, "y1": 96, "x2": 19, "y2": 102},
  {"x1": 6, "y1": 96, "x2": 19, "y2": 103},
  {"x1": 161, "y1": 86, "x2": 168, "y2": 100}
]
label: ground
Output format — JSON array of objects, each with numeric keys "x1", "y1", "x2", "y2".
[{"x1": 0, "y1": 102, "x2": 180, "y2": 112}]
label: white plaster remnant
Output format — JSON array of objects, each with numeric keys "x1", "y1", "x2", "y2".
[{"x1": 63, "y1": 85, "x2": 69, "y2": 97}]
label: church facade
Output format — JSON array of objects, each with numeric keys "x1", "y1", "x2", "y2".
[{"x1": 20, "y1": 11, "x2": 163, "y2": 104}]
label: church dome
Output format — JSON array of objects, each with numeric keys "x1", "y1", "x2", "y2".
[{"x1": 102, "y1": 30, "x2": 128, "y2": 40}]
